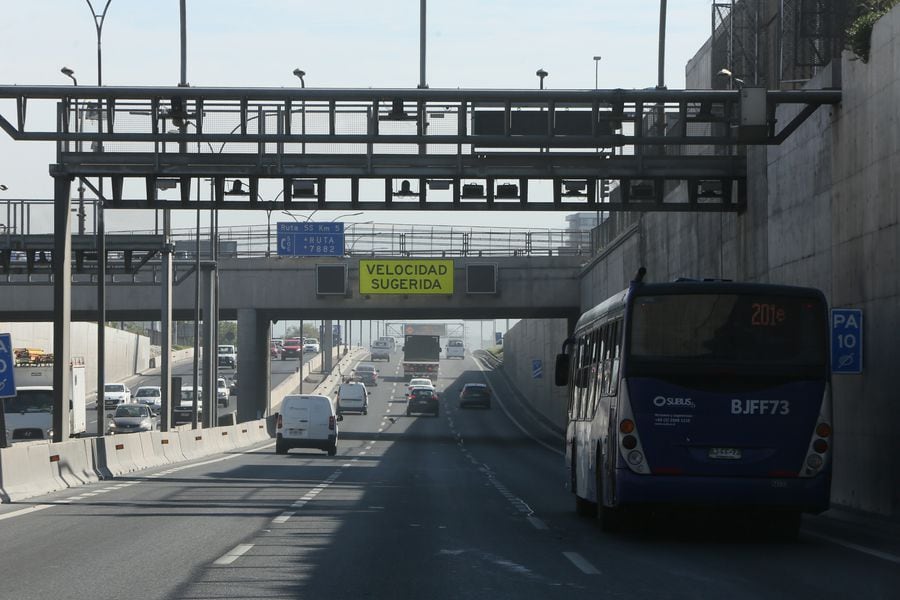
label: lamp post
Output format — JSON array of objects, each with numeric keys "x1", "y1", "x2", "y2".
[
  {"x1": 536, "y1": 68, "x2": 548, "y2": 90},
  {"x1": 60, "y1": 67, "x2": 87, "y2": 236},
  {"x1": 593, "y1": 56, "x2": 602, "y2": 89},
  {"x1": 293, "y1": 68, "x2": 306, "y2": 155}
]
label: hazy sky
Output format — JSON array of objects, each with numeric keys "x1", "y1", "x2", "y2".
[{"x1": 1, "y1": 0, "x2": 714, "y2": 233}]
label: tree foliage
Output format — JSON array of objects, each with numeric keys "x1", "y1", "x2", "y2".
[{"x1": 847, "y1": 0, "x2": 899, "y2": 62}]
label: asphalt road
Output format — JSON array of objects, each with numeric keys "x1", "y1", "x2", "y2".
[
  {"x1": 2, "y1": 351, "x2": 899, "y2": 599},
  {"x1": 84, "y1": 353, "x2": 315, "y2": 434}
]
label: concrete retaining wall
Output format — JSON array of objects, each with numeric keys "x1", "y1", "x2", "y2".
[
  {"x1": 0, "y1": 322, "x2": 152, "y2": 393},
  {"x1": 575, "y1": 7, "x2": 900, "y2": 517},
  {"x1": 501, "y1": 319, "x2": 570, "y2": 431}
]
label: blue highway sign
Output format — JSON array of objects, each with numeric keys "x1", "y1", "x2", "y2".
[
  {"x1": 0, "y1": 333, "x2": 16, "y2": 398},
  {"x1": 831, "y1": 308, "x2": 863, "y2": 374},
  {"x1": 532, "y1": 359, "x2": 543, "y2": 379},
  {"x1": 277, "y1": 222, "x2": 345, "y2": 257}
]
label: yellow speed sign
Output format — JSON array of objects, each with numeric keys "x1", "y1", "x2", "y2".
[{"x1": 360, "y1": 259, "x2": 454, "y2": 295}]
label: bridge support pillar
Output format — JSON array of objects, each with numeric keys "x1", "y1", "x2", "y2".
[
  {"x1": 51, "y1": 176, "x2": 72, "y2": 442},
  {"x1": 200, "y1": 265, "x2": 216, "y2": 427},
  {"x1": 236, "y1": 309, "x2": 270, "y2": 422},
  {"x1": 322, "y1": 319, "x2": 333, "y2": 373}
]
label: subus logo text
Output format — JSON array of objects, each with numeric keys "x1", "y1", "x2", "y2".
[
  {"x1": 653, "y1": 396, "x2": 695, "y2": 408},
  {"x1": 731, "y1": 399, "x2": 790, "y2": 415}
]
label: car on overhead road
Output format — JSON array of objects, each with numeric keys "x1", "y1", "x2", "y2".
[
  {"x1": 108, "y1": 403, "x2": 157, "y2": 435},
  {"x1": 133, "y1": 386, "x2": 162, "y2": 414},
  {"x1": 353, "y1": 364, "x2": 379, "y2": 386},
  {"x1": 217, "y1": 377, "x2": 229, "y2": 407},
  {"x1": 103, "y1": 383, "x2": 131, "y2": 408},
  {"x1": 459, "y1": 383, "x2": 491, "y2": 409},
  {"x1": 336, "y1": 382, "x2": 368, "y2": 415},
  {"x1": 407, "y1": 387, "x2": 439, "y2": 417},
  {"x1": 282, "y1": 338, "x2": 304, "y2": 359},
  {"x1": 303, "y1": 340, "x2": 321, "y2": 354},
  {"x1": 276, "y1": 394, "x2": 341, "y2": 456},
  {"x1": 218, "y1": 344, "x2": 237, "y2": 369}
]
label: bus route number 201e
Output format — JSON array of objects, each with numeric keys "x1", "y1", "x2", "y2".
[{"x1": 751, "y1": 302, "x2": 786, "y2": 327}]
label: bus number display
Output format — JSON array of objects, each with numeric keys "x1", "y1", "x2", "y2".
[{"x1": 751, "y1": 303, "x2": 786, "y2": 327}]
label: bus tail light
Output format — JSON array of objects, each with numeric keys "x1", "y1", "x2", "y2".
[
  {"x1": 800, "y1": 384, "x2": 832, "y2": 478},
  {"x1": 617, "y1": 384, "x2": 650, "y2": 475}
]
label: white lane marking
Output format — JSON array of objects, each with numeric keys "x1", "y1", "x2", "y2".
[
  {"x1": 342, "y1": 463, "x2": 352, "y2": 468},
  {"x1": 291, "y1": 500, "x2": 307, "y2": 508},
  {"x1": 527, "y1": 516, "x2": 549, "y2": 530},
  {"x1": 805, "y1": 531, "x2": 900, "y2": 565},
  {"x1": 213, "y1": 543, "x2": 255, "y2": 565},
  {"x1": 0, "y1": 505, "x2": 52, "y2": 522},
  {"x1": 81, "y1": 492, "x2": 101, "y2": 497},
  {"x1": 272, "y1": 512, "x2": 294, "y2": 524},
  {"x1": 563, "y1": 552, "x2": 601, "y2": 575},
  {"x1": 359, "y1": 451, "x2": 367, "y2": 455},
  {"x1": 474, "y1": 359, "x2": 564, "y2": 457},
  {"x1": 378, "y1": 428, "x2": 384, "y2": 433}
]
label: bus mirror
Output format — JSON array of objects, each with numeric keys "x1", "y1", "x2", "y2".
[{"x1": 554, "y1": 354, "x2": 569, "y2": 387}]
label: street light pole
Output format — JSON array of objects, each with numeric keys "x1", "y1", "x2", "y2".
[
  {"x1": 293, "y1": 69, "x2": 306, "y2": 155},
  {"x1": 593, "y1": 56, "x2": 602, "y2": 89},
  {"x1": 61, "y1": 67, "x2": 86, "y2": 235}
]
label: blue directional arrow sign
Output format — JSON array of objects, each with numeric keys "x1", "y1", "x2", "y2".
[
  {"x1": 277, "y1": 222, "x2": 345, "y2": 257},
  {"x1": 0, "y1": 333, "x2": 16, "y2": 398},
  {"x1": 532, "y1": 359, "x2": 543, "y2": 379}
]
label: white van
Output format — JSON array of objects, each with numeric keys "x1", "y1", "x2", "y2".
[
  {"x1": 446, "y1": 338, "x2": 465, "y2": 359},
  {"x1": 277, "y1": 394, "x2": 341, "y2": 456},
  {"x1": 336, "y1": 382, "x2": 369, "y2": 415}
]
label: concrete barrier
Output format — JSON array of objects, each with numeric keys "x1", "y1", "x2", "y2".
[
  {"x1": 178, "y1": 429, "x2": 211, "y2": 461},
  {"x1": 152, "y1": 431, "x2": 184, "y2": 463},
  {"x1": 0, "y1": 443, "x2": 63, "y2": 502},
  {"x1": 49, "y1": 438, "x2": 99, "y2": 488},
  {"x1": 137, "y1": 432, "x2": 168, "y2": 469}
]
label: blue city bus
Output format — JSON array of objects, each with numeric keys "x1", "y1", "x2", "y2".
[{"x1": 555, "y1": 276, "x2": 832, "y2": 535}]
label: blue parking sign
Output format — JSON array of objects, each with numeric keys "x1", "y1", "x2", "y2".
[
  {"x1": 831, "y1": 309, "x2": 862, "y2": 374},
  {"x1": 0, "y1": 333, "x2": 16, "y2": 398}
]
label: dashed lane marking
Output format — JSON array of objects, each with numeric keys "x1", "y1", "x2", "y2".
[
  {"x1": 563, "y1": 552, "x2": 601, "y2": 575},
  {"x1": 213, "y1": 544, "x2": 254, "y2": 566},
  {"x1": 527, "y1": 516, "x2": 549, "y2": 530}
]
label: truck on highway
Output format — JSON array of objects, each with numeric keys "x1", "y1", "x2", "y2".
[
  {"x1": 402, "y1": 335, "x2": 441, "y2": 380},
  {"x1": 4, "y1": 357, "x2": 87, "y2": 441}
]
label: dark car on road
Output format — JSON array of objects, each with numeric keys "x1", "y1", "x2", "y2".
[
  {"x1": 459, "y1": 383, "x2": 491, "y2": 409},
  {"x1": 407, "y1": 387, "x2": 439, "y2": 417},
  {"x1": 353, "y1": 364, "x2": 379, "y2": 386}
]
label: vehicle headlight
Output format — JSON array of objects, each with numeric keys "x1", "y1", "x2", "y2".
[{"x1": 140, "y1": 420, "x2": 152, "y2": 431}]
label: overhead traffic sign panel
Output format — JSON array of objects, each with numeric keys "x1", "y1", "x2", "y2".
[
  {"x1": 277, "y1": 222, "x2": 345, "y2": 257},
  {"x1": 360, "y1": 259, "x2": 454, "y2": 295}
]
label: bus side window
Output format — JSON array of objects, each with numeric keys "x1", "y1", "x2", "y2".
[
  {"x1": 601, "y1": 323, "x2": 614, "y2": 396},
  {"x1": 608, "y1": 320, "x2": 622, "y2": 395},
  {"x1": 589, "y1": 327, "x2": 604, "y2": 417},
  {"x1": 580, "y1": 332, "x2": 595, "y2": 421},
  {"x1": 571, "y1": 335, "x2": 589, "y2": 420}
]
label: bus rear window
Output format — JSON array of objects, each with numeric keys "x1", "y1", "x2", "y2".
[{"x1": 629, "y1": 293, "x2": 826, "y2": 365}]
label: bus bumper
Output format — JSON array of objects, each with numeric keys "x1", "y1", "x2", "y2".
[{"x1": 614, "y1": 469, "x2": 831, "y2": 514}]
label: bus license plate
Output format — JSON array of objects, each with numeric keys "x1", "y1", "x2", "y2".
[{"x1": 709, "y1": 447, "x2": 742, "y2": 460}]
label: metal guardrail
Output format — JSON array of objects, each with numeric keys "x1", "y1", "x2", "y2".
[{"x1": 473, "y1": 349, "x2": 503, "y2": 368}]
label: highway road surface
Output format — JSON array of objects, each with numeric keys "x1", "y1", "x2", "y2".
[{"x1": 2, "y1": 351, "x2": 898, "y2": 599}]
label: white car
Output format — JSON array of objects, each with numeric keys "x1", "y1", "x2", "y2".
[
  {"x1": 217, "y1": 377, "x2": 229, "y2": 407},
  {"x1": 133, "y1": 386, "x2": 162, "y2": 414},
  {"x1": 303, "y1": 341, "x2": 321, "y2": 354},
  {"x1": 336, "y1": 382, "x2": 368, "y2": 415},
  {"x1": 408, "y1": 378, "x2": 434, "y2": 388},
  {"x1": 103, "y1": 383, "x2": 131, "y2": 408}
]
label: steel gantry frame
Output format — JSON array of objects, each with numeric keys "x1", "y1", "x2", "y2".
[
  {"x1": 1, "y1": 85, "x2": 840, "y2": 213},
  {"x1": 0, "y1": 84, "x2": 840, "y2": 440}
]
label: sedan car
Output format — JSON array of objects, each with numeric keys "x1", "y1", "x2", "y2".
[
  {"x1": 282, "y1": 338, "x2": 304, "y2": 359},
  {"x1": 303, "y1": 341, "x2": 321, "y2": 354},
  {"x1": 408, "y1": 378, "x2": 434, "y2": 388},
  {"x1": 353, "y1": 364, "x2": 378, "y2": 386},
  {"x1": 459, "y1": 383, "x2": 491, "y2": 409},
  {"x1": 133, "y1": 385, "x2": 162, "y2": 414},
  {"x1": 108, "y1": 403, "x2": 157, "y2": 435},
  {"x1": 407, "y1": 387, "x2": 439, "y2": 417},
  {"x1": 270, "y1": 342, "x2": 283, "y2": 360},
  {"x1": 217, "y1": 377, "x2": 229, "y2": 407},
  {"x1": 103, "y1": 383, "x2": 131, "y2": 408}
]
